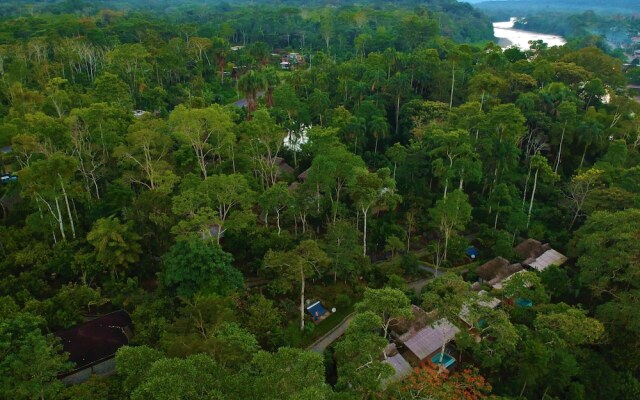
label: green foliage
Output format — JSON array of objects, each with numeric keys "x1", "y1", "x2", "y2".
[
  {"x1": 116, "y1": 345, "x2": 164, "y2": 394},
  {"x1": 23, "y1": 283, "x2": 102, "y2": 329},
  {"x1": 161, "y1": 239, "x2": 242, "y2": 298},
  {"x1": 0, "y1": 312, "x2": 70, "y2": 400},
  {"x1": 131, "y1": 353, "x2": 227, "y2": 400},
  {"x1": 335, "y1": 311, "x2": 394, "y2": 395},
  {"x1": 249, "y1": 347, "x2": 332, "y2": 400},
  {"x1": 0, "y1": 2, "x2": 638, "y2": 399},
  {"x1": 87, "y1": 216, "x2": 142, "y2": 279},
  {"x1": 356, "y1": 287, "x2": 413, "y2": 338}
]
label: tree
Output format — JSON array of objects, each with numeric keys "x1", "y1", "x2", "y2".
[
  {"x1": 534, "y1": 305, "x2": 604, "y2": 349},
  {"x1": 479, "y1": 104, "x2": 526, "y2": 195},
  {"x1": 169, "y1": 104, "x2": 235, "y2": 179},
  {"x1": 368, "y1": 115, "x2": 389, "y2": 154},
  {"x1": 87, "y1": 216, "x2": 142, "y2": 279},
  {"x1": 94, "y1": 72, "x2": 133, "y2": 109},
  {"x1": 115, "y1": 118, "x2": 177, "y2": 193},
  {"x1": 348, "y1": 167, "x2": 400, "y2": 256},
  {"x1": 323, "y1": 220, "x2": 362, "y2": 283},
  {"x1": 421, "y1": 273, "x2": 472, "y2": 362},
  {"x1": 468, "y1": 72, "x2": 507, "y2": 111},
  {"x1": 385, "y1": 72, "x2": 411, "y2": 135},
  {"x1": 335, "y1": 311, "x2": 393, "y2": 395},
  {"x1": 238, "y1": 294, "x2": 283, "y2": 350},
  {"x1": 263, "y1": 240, "x2": 329, "y2": 331},
  {"x1": 427, "y1": 128, "x2": 475, "y2": 199},
  {"x1": 161, "y1": 239, "x2": 243, "y2": 298},
  {"x1": 0, "y1": 312, "x2": 70, "y2": 400},
  {"x1": 172, "y1": 174, "x2": 255, "y2": 244},
  {"x1": 502, "y1": 270, "x2": 549, "y2": 306},
  {"x1": 208, "y1": 323, "x2": 259, "y2": 369},
  {"x1": 67, "y1": 103, "x2": 132, "y2": 199},
  {"x1": 211, "y1": 37, "x2": 230, "y2": 85},
  {"x1": 307, "y1": 144, "x2": 365, "y2": 222},
  {"x1": 566, "y1": 168, "x2": 604, "y2": 230},
  {"x1": 130, "y1": 354, "x2": 226, "y2": 400},
  {"x1": 248, "y1": 347, "x2": 332, "y2": 400},
  {"x1": 259, "y1": 182, "x2": 292, "y2": 236},
  {"x1": 116, "y1": 345, "x2": 164, "y2": 394},
  {"x1": 161, "y1": 294, "x2": 237, "y2": 357},
  {"x1": 577, "y1": 107, "x2": 605, "y2": 169},
  {"x1": 19, "y1": 153, "x2": 80, "y2": 242},
  {"x1": 553, "y1": 101, "x2": 578, "y2": 173},
  {"x1": 106, "y1": 43, "x2": 151, "y2": 100},
  {"x1": 355, "y1": 287, "x2": 413, "y2": 339},
  {"x1": 429, "y1": 189, "x2": 472, "y2": 266},
  {"x1": 238, "y1": 70, "x2": 266, "y2": 114},
  {"x1": 238, "y1": 110, "x2": 287, "y2": 189},
  {"x1": 396, "y1": 363, "x2": 493, "y2": 400},
  {"x1": 526, "y1": 153, "x2": 558, "y2": 229},
  {"x1": 572, "y1": 209, "x2": 640, "y2": 298},
  {"x1": 273, "y1": 83, "x2": 302, "y2": 124},
  {"x1": 308, "y1": 89, "x2": 330, "y2": 126}
]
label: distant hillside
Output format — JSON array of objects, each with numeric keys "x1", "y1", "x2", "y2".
[
  {"x1": 0, "y1": 1, "x2": 495, "y2": 43},
  {"x1": 470, "y1": 0, "x2": 640, "y2": 19}
]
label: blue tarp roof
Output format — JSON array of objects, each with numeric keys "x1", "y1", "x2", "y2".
[
  {"x1": 306, "y1": 301, "x2": 328, "y2": 320},
  {"x1": 466, "y1": 247, "x2": 479, "y2": 258}
]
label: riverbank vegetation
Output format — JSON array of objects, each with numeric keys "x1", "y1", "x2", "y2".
[{"x1": 1, "y1": 1, "x2": 640, "y2": 399}]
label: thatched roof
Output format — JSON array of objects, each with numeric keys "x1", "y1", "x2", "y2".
[
  {"x1": 488, "y1": 264, "x2": 524, "y2": 289},
  {"x1": 477, "y1": 257, "x2": 510, "y2": 281},
  {"x1": 298, "y1": 167, "x2": 311, "y2": 181},
  {"x1": 274, "y1": 157, "x2": 295, "y2": 175},
  {"x1": 393, "y1": 305, "x2": 431, "y2": 338},
  {"x1": 514, "y1": 239, "x2": 550, "y2": 261}
]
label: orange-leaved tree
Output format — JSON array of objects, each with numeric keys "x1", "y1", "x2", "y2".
[{"x1": 399, "y1": 362, "x2": 492, "y2": 400}]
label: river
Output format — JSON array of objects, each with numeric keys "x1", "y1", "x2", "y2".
[{"x1": 494, "y1": 18, "x2": 566, "y2": 50}]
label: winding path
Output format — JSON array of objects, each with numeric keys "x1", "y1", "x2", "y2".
[
  {"x1": 307, "y1": 313, "x2": 355, "y2": 353},
  {"x1": 418, "y1": 264, "x2": 444, "y2": 277},
  {"x1": 305, "y1": 265, "x2": 445, "y2": 352},
  {"x1": 233, "y1": 91, "x2": 265, "y2": 107},
  {"x1": 407, "y1": 264, "x2": 444, "y2": 294}
]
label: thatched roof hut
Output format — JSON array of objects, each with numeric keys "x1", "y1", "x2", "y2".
[
  {"x1": 477, "y1": 257, "x2": 510, "y2": 281},
  {"x1": 514, "y1": 239, "x2": 550, "y2": 261}
]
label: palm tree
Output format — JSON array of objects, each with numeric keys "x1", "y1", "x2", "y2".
[
  {"x1": 87, "y1": 216, "x2": 142, "y2": 279},
  {"x1": 577, "y1": 108, "x2": 605, "y2": 168},
  {"x1": 212, "y1": 37, "x2": 230, "y2": 85},
  {"x1": 262, "y1": 67, "x2": 280, "y2": 108},
  {"x1": 368, "y1": 116, "x2": 389, "y2": 154},
  {"x1": 238, "y1": 70, "x2": 267, "y2": 114},
  {"x1": 385, "y1": 73, "x2": 411, "y2": 136}
]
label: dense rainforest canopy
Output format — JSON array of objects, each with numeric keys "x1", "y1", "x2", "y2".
[{"x1": 1, "y1": 1, "x2": 640, "y2": 399}]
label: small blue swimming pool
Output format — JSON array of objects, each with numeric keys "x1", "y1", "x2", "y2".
[
  {"x1": 431, "y1": 353, "x2": 456, "y2": 368},
  {"x1": 515, "y1": 298, "x2": 533, "y2": 308}
]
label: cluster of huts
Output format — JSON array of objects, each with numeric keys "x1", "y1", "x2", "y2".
[
  {"x1": 381, "y1": 239, "x2": 567, "y2": 383},
  {"x1": 475, "y1": 238, "x2": 567, "y2": 290}
]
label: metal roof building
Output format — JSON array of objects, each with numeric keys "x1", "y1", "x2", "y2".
[
  {"x1": 401, "y1": 318, "x2": 460, "y2": 361},
  {"x1": 526, "y1": 249, "x2": 568, "y2": 272}
]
